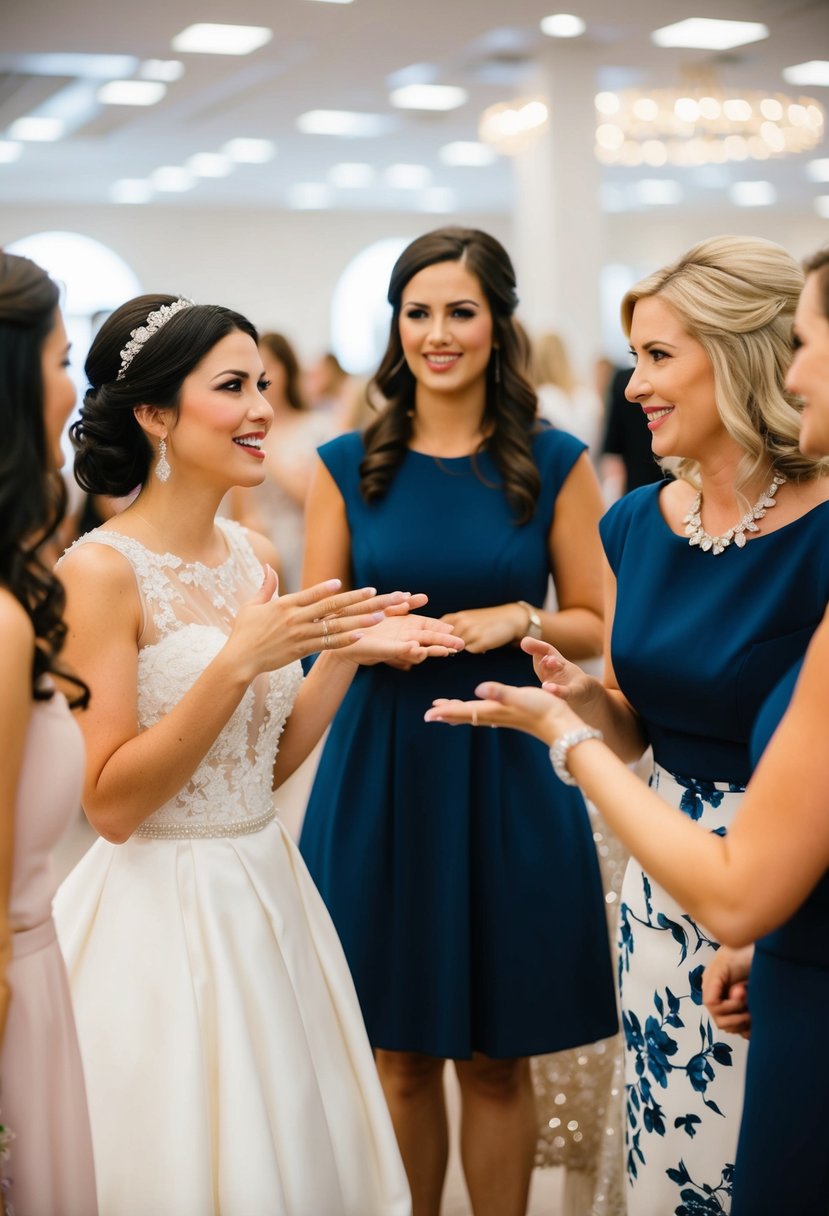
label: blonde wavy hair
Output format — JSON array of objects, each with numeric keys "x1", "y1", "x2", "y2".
[{"x1": 621, "y1": 235, "x2": 828, "y2": 490}]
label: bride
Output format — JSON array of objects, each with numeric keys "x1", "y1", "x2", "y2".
[{"x1": 55, "y1": 294, "x2": 462, "y2": 1216}]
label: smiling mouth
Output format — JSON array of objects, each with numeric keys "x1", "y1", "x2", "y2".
[
  {"x1": 424, "y1": 353, "x2": 461, "y2": 369},
  {"x1": 233, "y1": 435, "x2": 264, "y2": 451},
  {"x1": 644, "y1": 406, "x2": 674, "y2": 422}
]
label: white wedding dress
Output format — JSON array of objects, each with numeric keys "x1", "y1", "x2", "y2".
[{"x1": 54, "y1": 519, "x2": 410, "y2": 1216}]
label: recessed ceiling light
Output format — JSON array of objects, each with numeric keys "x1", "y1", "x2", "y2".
[
  {"x1": 0, "y1": 141, "x2": 23, "y2": 163},
  {"x1": 439, "y1": 141, "x2": 497, "y2": 167},
  {"x1": 633, "y1": 179, "x2": 683, "y2": 205},
  {"x1": 729, "y1": 180, "x2": 777, "y2": 206},
  {"x1": 186, "y1": 153, "x2": 234, "y2": 178},
  {"x1": 110, "y1": 179, "x2": 154, "y2": 204},
  {"x1": 815, "y1": 196, "x2": 829, "y2": 218},
  {"x1": 385, "y1": 163, "x2": 433, "y2": 189},
  {"x1": 783, "y1": 61, "x2": 829, "y2": 87},
  {"x1": 139, "y1": 60, "x2": 185, "y2": 82},
  {"x1": 150, "y1": 166, "x2": 196, "y2": 192},
  {"x1": 97, "y1": 81, "x2": 167, "y2": 106},
  {"x1": 222, "y1": 138, "x2": 275, "y2": 163},
  {"x1": 287, "y1": 183, "x2": 332, "y2": 209},
  {"x1": 170, "y1": 24, "x2": 272, "y2": 55},
  {"x1": 297, "y1": 110, "x2": 393, "y2": 137},
  {"x1": 328, "y1": 162, "x2": 376, "y2": 188},
  {"x1": 389, "y1": 84, "x2": 467, "y2": 112},
  {"x1": 305, "y1": 0, "x2": 354, "y2": 4},
  {"x1": 651, "y1": 18, "x2": 768, "y2": 50},
  {"x1": 420, "y1": 187, "x2": 456, "y2": 213},
  {"x1": 807, "y1": 158, "x2": 829, "y2": 182},
  {"x1": 540, "y1": 13, "x2": 586, "y2": 38},
  {"x1": 8, "y1": 117, "x2": 64, "y2": 141}
]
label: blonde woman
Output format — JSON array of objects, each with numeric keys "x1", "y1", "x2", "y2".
[
  {"x1": 531, "y1": 331, "x2": 603, "y2": 454},
  {"x1": 429, "y1": 238, "x2": 829, "y2": 1214}
]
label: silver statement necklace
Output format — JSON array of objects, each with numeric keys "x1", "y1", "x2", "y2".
[{"x1": 683, "y1": 472, "x2": 786, "y2": 555}]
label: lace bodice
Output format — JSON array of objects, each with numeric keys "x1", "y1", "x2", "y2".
[{"x1": 63, "y1": 519, "x2": 303, "y2": 837}]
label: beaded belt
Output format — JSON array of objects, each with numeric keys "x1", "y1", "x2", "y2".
[{"x1": 134, "y1": 807, "x2": 276, "y2": 840}]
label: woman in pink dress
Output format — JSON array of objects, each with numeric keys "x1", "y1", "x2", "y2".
[{"x1": 0, "y1": 251, "x2": 97, "y2": 1214}]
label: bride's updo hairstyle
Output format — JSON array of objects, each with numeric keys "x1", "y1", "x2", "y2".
[{"x1": 72, "y1": 294, "x2": 257, "y2": 496}]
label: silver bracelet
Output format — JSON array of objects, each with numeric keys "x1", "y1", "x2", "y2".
[{"x1": 549, "y1": 727, "x2": 604, "y2": 786}]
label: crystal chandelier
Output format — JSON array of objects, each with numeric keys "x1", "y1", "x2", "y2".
[
  {"x1": 594, "y1": 88, "x2": 825, "y2": 167},
  {"x1": 478, "y1": 97, "x2": 549, "y2": 156}
]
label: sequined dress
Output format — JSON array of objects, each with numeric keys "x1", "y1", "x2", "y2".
[{"x1": 53, "y1": 519, "x2": 410, "y2": 1216}]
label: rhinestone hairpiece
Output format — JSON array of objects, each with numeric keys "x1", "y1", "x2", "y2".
[{"x1": 116, "y1": 297, "x2": 195, "y2": 380}]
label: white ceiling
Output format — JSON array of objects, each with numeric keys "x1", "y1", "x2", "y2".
[{"x1": 0, "y1": 0, "x2": 827, "y2": 217}]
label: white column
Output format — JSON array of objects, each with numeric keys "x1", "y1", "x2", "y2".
[{"x1": 510, "y1": 49, "x2": 604, "y2": 378}]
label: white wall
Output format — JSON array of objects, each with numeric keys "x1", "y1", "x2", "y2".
[
  {"x1": 0, "y1": 205, "x2": 511, "y2": 362},
  {"x1": 1, "y1": 202, "x2": 824, "y2": 368}
]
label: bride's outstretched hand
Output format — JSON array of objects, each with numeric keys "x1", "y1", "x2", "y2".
[
  {"x1": 344, "y1": 610, "x2": 464, "y2": 666},
  {"x1": 425, "y1": 681, "x2": 585, "y2": 745},
  {"x1": 520, "y1": 637, "x2": 601, "y2": 712},
  {"x1": 227, "y1": 569, "x2": 434, "y2": 677}
]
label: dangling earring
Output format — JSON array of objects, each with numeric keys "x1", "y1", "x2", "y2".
[
  {"x1": 493, "y1": 347, "x2": 501, "y2": 385},
  {"x1": 155, "y1": 436, "x2": 171, "y2": 483}
]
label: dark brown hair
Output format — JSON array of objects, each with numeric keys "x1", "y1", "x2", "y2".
[
  {"x1": 260, "y1": 331, "x2": 307, "y2": 411},
  {"x1": 0, "y1": 251, "x2": 89, "y2": 706},
  {"x1": 360, "y1": 227, "x2": 541, "y2": 523},
  {"x1": 72, "y1": 296, "x2": 257, "y2": 496}
]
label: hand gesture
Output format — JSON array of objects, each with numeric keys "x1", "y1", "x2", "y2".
[
  {"x1": 441, "y1": 604, "x2": 527, "y2": 654},
  {"x1": 520, "y1": 637, "x2": 601, "y2": 712},
  {"x1": 226, "y1": 568, "x2": 427, "y2": 678},
  {"x1": 346, "y1": 611, "x2": 464, "y2": 666},
  {"x1": 701, "y1": 945, "x2": 753, "y2": 1040},
  {"x1": 425, "y1": 680, "x2": 585, "y2": 745}
]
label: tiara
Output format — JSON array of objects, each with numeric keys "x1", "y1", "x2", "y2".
[{"x1": 116, "y1": 297, "x2": 195, "y2": 380}]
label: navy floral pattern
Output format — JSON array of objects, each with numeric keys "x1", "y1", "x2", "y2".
[{"x1": 619, "y1": 767, "x2": 749, "y2": 1216}]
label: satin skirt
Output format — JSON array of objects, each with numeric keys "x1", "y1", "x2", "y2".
[{"x1": 55, "y1": 819, "x2": 410, "y2": 1216}]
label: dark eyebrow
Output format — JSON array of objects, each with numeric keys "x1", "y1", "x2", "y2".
[
  {"x1": 211, "y1": 368, "x2": 253, "y2": 381},
  {"x1": 403, "y1": 298, "x2": 481, "y2": 309}
]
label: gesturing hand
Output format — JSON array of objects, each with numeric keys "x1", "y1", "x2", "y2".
[
  {"x1": 226, "y1": 568, "x2": 429, "y2": 679},
  {"x1": 440, "y1": 604, "x2": 528, "y2": 654},
  {"x1": 345, "y1": 611, "x2": 464, "y2": 666},
  {"x1": 520, "y1": 638, "x2": 600, "y2": 712},
  {"x1": 425, "y1": 681, "x2": 585, "y2": 745}
]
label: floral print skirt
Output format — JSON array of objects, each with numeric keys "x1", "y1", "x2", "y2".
[{"x1": 619, "y1": 766, "x2": 749, "y2": 1216}]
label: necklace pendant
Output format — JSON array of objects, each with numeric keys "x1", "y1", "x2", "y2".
[{"x1": 687, "y1": 470, "x2": 783, "y2": 556}]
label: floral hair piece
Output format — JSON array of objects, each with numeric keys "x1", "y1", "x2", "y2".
[{"x1": 116, "y1": 297, "x2": 195, "y2": 380}]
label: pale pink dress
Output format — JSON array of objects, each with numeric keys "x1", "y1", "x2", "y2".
[{"x1": 0, "y1": 690, "x2": 97, "y2": 1215}]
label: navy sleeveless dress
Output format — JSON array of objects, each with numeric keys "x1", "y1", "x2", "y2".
[
  {"x1": 600, "y1": 482, "x2": 829, "y2": 1215},
  {"x1": 732, "y1": 654, "x2": 829, "y2": 1215},
  {"x1": 300, "y1": 428, "x2": 617, "y2": 1059}
]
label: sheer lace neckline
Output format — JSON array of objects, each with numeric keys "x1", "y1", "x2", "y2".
[{"x1": 100, "y1": 519, "x2": 235, "y2": 572}]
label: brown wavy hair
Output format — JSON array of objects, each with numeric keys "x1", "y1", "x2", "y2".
[
  {"x1": 0, "y1": 251, "x2": 89, "y2": 707},
  {"x1": 360, "y1": 227, "x2": 541, "y2": 523}
]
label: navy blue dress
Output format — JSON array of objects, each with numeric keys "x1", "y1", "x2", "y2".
[
  {"x1": 300, "y1": 429, "x2": 617, "y2": 1059},
  {"x1": 600, "y1": 482, "x2": 829, "y2": 1214},
  {"x1": 732, "y1": 654, "x2": 829, "y2": 1215}
]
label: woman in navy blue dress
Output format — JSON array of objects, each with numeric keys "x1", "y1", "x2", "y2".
[
  {"x1": 300, "y1": 228, "x2": 617, "y2": 1216},
  {"x1": 427, "y1": 246, "x2": 829, "y2": 1216}
]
